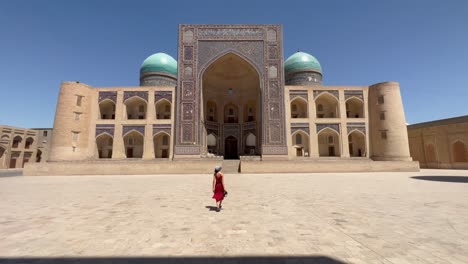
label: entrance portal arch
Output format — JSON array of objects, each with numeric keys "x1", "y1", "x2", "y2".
[{"x1": 201, "y1": 52, "x2": 261, "y2": 158}]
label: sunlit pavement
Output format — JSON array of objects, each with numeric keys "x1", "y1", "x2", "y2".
[{"x1": 1, "y1": 169, "x2": 467, "y2": 263}]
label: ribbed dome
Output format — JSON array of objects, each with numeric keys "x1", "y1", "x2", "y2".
[
  {"x1": 140, "y1": 53, "x2": 177, "y2": 76},
  {"x1": 284, "y1": 52, "x2": 322, "y2": 74}
]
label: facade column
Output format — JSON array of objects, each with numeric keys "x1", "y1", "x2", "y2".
[
  {"x1": 143, "y1": 90, "x2": 155, "y2": 160},
  {"x1": 339, "y1": 90, "x2": 350, "y2": 158},
  {"x1": 112, "y1": 91, "x2": 126, "y2": 159},
  {"x1": 308, "y1": 89, "x2": 319, "y2": 158}
]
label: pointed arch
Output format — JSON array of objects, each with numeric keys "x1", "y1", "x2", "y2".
[
  {"x1": 206, "y1": 100, "x2": 218, "y2": 122},
  {"x1": 155, "y1": 98, "x2": 172, "y2": 120},
  {"x1": 25, "y1": 137, "x2": 34, "y2": 149},
  {"x1": 99, "y1": 98, "x2": 116, "y2": 120},
  {"x1": 124, "y1": 96, "x2": 147, "y2": 120},
  {"x1": 154, "y1": 131, "x2": 171, "y2": 158},
  {"x1": 96, "y1": 133, "x2": 113, "y2": 159},
  {"x1": 290, "y1": 97, "x2": 308, "y2": 118},
  {"x1": 317, "y1": 127, "x2": 341, "y2": 157},
  {"x1": 315, "y1": 92, "x2": 340, "y2": 118},
  {"x1": 348, "y1": 130, "x2": 366, "y2": 157},
  {"x1": 345, "y1": 96, "x2": 364, "y2": 118},
  {"x1": 12, "y1": 136, "x2": 22, "y2": 148},
  {"x1": 124, "y1": 131, "x2": 144, "y2": 158},
  {"x1": 291, "y1": 130, "x2": 310, "y2": 157}
]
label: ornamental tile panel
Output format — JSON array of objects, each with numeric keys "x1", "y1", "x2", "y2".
[
  {"x1": 95, "y1": 124, "x2": 115, "y2": 137},
  {"x1": 155, "y1": 91, "x2": 172, "y2": 103},
  {"x1": 124, "y1": 91, "x2": 148, "y2": 102},
  {"x1": 345, "y1": 90, "x2": 364, "y2": 100},
  {"x1": 98, "y1": 91, "x2": 117, "y2": 103},
  {"x1": 316, "y1": 124, "x2": 340, "y2": 134},
  {"x1": 313, "y1": 90, "x2": 339, "y2": 100},
  {"x1": 122, "y1": 126, "x2": 145, "y2": 136}
]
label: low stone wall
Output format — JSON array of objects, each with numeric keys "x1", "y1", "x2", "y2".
[
  {"x1": 24, "y1": 159, "x2": 420, "y2": 175},
  {"x1": 23, "y1": 159, "x2": 221, "y2": 176},
  {"x1": 241, "y1": 159, "x2": 420, "y2": 173}
]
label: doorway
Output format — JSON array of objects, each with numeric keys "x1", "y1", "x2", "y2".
[{"x1": 225, "y1": 136, "x2": 238, "y2": 159}]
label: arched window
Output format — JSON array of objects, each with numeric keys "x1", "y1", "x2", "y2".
[
  {"x1": 12, "y1": 136, "x2": 22, "y2": 148},
  {"x1": 25, "y1": 137, "x2": 34, "y2": 149}
]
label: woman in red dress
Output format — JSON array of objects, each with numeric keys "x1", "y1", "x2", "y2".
[{"x1": 212, "y1": 166, "x2": 227, "y2": 212}]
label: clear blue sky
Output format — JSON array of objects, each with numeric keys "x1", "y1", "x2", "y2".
[{"x1": 0, "y1": 0, "x2": 467, "y2": 128}]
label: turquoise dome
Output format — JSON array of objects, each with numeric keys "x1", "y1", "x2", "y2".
[
  {"x1": 140, "y1": 53, "x2": 178, "y2": 76},
  {"x1": 284, "y1": 52, "x2": 322, "y2": 74}
]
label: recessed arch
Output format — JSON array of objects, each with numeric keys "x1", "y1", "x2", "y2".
[
  {"x1": 155, "y1": 98, "x2": 172, "y2": 120},
  {"x1": 348, "y1": 130, "x2": 366, "y2": 157},
  {"x1": 224, "y1": 135, "x2": 238, "y2": 159},
  {"x1": 96, "y1": 133, "x2": 113, "y2": 159},
  {"x1": 291, "y1": 130, "x2": 310, "y2": 157},
  {"x1": 290, "y1": 97, "x2": 308, "y2": 118},
  {"x1": 124, "y1": 131, "x2": 144, "y2": 158},
  {"x1": 12, "y1": 136, "x2": 22, "y2": 148},
  {"x1": 317, "y1": 128, "x2": 341, "y2": 157},
  {"x1": 345, "y1": 96, "x2": 364, "y2": 118},
  {"x1": 0, "y1": 145, "x2": 6, "y2": 168},
  {"x1": 99, "y1": 99, "x2": 116, "y2": 120},
  {"x1": 25, "y1": 137, "x2": 34, "y2": 149},
  {"x1": 315, "y1": 92, "x2": 340, "y2": 118},
  {"x1": 452, "y1": 140, "x2": 467, "y2": 162},
  {"x1": 124, "y1": 96, "x2": 147, "y2": 120},
  {"x1": 244, "y1": 132, "x2": 257, "y2": 155},
  {"x1": 154, "y1": 132, "x2": 170, "y2": 158},
  {"x1": 207, "y1": 133, "x2": 218, "y2": 155},
  {"x1": 201, "y1": 51, "x2": 262, "y2": 159}
]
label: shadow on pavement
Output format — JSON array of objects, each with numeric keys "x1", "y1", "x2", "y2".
[
  {"x1": 0, "y1": 257, "x2": 347, "y2": 264},
  {"x1": 0, "y1": 169, "x2": 23, "y2": 177},
  {"x1": 411, "y1": 176, "x2": 468, "y2": 183}
]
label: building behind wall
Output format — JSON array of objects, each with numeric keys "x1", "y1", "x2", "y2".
[
  {"x1": 25, "y1": 24, "x2": 418, "y2": 175},
  {"x1": 408, "y1": 115, "x2": 468, "y2": 169},
  {"x1": 0, "y1": 125, "x2": 52, "y2": 169}
]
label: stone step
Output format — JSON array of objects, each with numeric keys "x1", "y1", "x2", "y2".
[{"x1": 222, "y1": 160, "x2": 240, "y2": 174}]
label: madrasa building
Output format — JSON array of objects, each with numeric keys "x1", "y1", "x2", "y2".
[{"x1": 24, "y1": 24, "x2": 419, "y2": 175}]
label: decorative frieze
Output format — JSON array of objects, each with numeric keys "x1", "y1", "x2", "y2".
[
  {"x1": 347, "y1": 122, "x2": 366, "y2": 135},
  {"x1": 155, "y1": 91, "x2": 172, "y2": 103},
  {"x1": 223, "y1": 123, "x2": 241, "y2": 139},
  {"x1": 98, "y1": 91, "x2": 117, "y2": 103},
  {"x1": 124, "y1": 91, "x2": 148, "y2": 102},
  {"x1": 313, "y1": 90, "x2": 339, "y2": 100},
  {"x1": 122, "y1": 125, "x2": 145, "y2": 136},
  {"x1": 291, "y1": 123, "x2": 310, "y2": 135},
  {"x1": 175, "y1": 145, "x2": 200, "y2": 155},
  {"x1": 95, "y1": 124, "x2": 114, "y2": 137},
  {"x1": 198, "y1": 28, "x2": 263, "y2": 38},
  {"x1": 289, "y1": 90, "x2": 308, "y2": 101},
  {"x1": 345, "y1": 90, "x2": 364, "y2": 100},
  {"x1": 153, "y1": 124, "x2": 171, "y2": 136},
  {"x1": 262, "y1": 145, "x2": 288, "y2": 155},
  {"x1": 316, "y1": 124, "x2": 340, "y2": 134}
]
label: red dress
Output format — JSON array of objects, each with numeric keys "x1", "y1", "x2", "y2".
[{"x1": 212, "y1": 173, "x2": 225, "y2": 202}]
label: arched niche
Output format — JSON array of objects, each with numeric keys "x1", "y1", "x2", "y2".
[
  {"x1": 96, "y1": 133, "x2": 113, "y2": 159},
  {"x1": 453, "y1": 141, "x2": 467, "y2": 162},
  {"x1": 290, "y1": 98, "x2": 308, "y2": 118},
  {"x1": 346, "y1": 97, "x2": 364, "y2": 118},
  {"x1": 292, "y1": 131, "x2": 310, "y2": 157},
  {"x1": 124, "y1": 131, "x2": 144, "y2": 158},
  {"x1": 124, "y1": 96, "x2": 147, "y2": 120},
  {"x1": 317, "y1": 128, "x2": 341, "y2": 157},
  {"x1": 155, "y1": 99, "x2": 171, "y2": 120},
  {"x1": 316, "y1": 93, "x2": 339, "y2": 118},
  {"x1": 154, "y1": 132, "x2": 171, "y2": 158},
  {"x1": 99, "y1": 99, "x2": 116, "y2": 120},
  {"x1": 348, "y1": 130, "x2": 366, "y2": 157}
]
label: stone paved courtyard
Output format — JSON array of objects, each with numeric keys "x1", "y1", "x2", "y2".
[{"x1": 1, "y1": 169, "x2": 468, "y2": 263}]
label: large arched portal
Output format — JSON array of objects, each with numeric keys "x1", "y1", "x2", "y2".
[{"x1": 201, "y1": 53, "x2": 261, "y2": 158}]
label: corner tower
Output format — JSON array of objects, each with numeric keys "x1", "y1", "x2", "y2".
[{"x1": 368, "y1": 82, "x2": 412, "y2": 161}]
